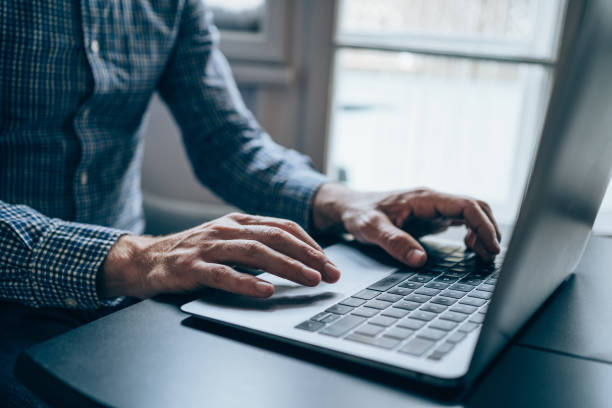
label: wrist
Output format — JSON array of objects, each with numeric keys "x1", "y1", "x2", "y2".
[
  {"x1": 312, "y1": 183, "x2": 358, "y2": 233},
  {"x1": 98, "y1": 234, "x2": 154, "y2": 299}
]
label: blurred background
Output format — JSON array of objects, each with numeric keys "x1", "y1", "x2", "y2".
[{"x1": 142, "y1": 0, "x2": 611, "y2": 235}]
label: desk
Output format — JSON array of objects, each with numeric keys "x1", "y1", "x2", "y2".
[{"x1": 14, "y1": 235, "x2": 612, "y2": 408}]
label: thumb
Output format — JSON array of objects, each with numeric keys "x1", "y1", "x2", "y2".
[{"x1": 365, "y1": 214, "x2": 427, "y2": 268}]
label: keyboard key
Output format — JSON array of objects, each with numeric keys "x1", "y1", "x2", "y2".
[
  {"x1": 450, "y1": 283, "x2": 475, "y2": 292},
  {"x1": 447, "y1": 331, "x2": 467, "y2": 344},
  {"x1": 486, "y1": 278, "x2": 498, "y2": 285},
  {"x1": 409, "y1": 310, "x2": 437, "y2": 322},
  {"x1": 405, "y1": 294, "x2": 431, "y2": 303},
  {"x1": 381, "y1": 307, "x2": 410, "y2": 319},
  {"x1": 424, "y1": 266, "x2": 447, "y2": 275},
  {"x1": 417, "y1": 328, "x2": 447, "y2": 341},
  {"x1": 469, "y1": 290, "x2": 492, "y2": 300},
  {"x1": 371, "y1": 336, "x2": 401, "y2": 350},
  {"x1": 478, "y1": 283, "x2": 495, "y2": 292},
  {"x1": 383, "y1": 327, "x2": 415, "y2": 340},
  {"x1": 351, "y1": 307, "x2": 380, "y2": 318},
  {"x1": 459, "y1": 322, "x2": 480, "y2": 333},
  {"x1": 420, "y1": 303, "x2": 447, "y2": 314},
  {"x1": 450, "y1": 304, "x2": 477, "y2": 315},
  {"x1": 354, "y1": 289, "x2": 380, "y2": 300},
  {"x1": 439, "y1": 311, "x2": 468, "y2": 323},
  {"x1": 345, "y1": 334, "x2": 400, "y2": 350},
  {"x1": 310, "y1": 312, "x2": 330, "y2": 322},
  {"x1": 368, "y1": 271, "x2": 414, "y2": 291},
  {"x1": 440, "y1": 290, "x2": 467, "y2": 299},
  {"x1": 325, "y1": 304, "x2": 354, "y2": 315},
  {"x1": 295, "y1": 320, "x2": 326, "y2": 332},
  {"x1": 398, "y1": 281, "x2": 423, "y2": 290},
  {"x1": 415, "y1": 288, "x2": 441, "y2": 296},
  {"x1": 460, "y1": 297, "x2": 487, "y2": 307},
  {"x1": 394, "y1": 301, "x2": 421, "y2": 311},
  {"x1": 369, "y1": 315, "x2": 398, "y2": 327},
  {"x1": 409, "y1": 275, "x2": 434, "y2": 283},
  {"x1": 431, "y1": 296, "x2": 456, "y2": 306},
  {"x1": 435, "y1": 275, "x2": 461, "y2": 284},
  {"x1": 355, "y1": 324, "x2": 385, "y2": 337},
  {"x1": 460, "y1": 278, "x2": 484, "y2": 286},
  {"x1": 429, "y1": 319, "x2": 458, "y2": 331},
  {"x1": 320, "y1": 315, "x2": 366, "y2": 337},
  {"x1": 388, "y1": 287, "x2": 413, "y2": 296},
  {"x1": 339, "y1": 297, "x2": 367, "y2": 307},
  {"x1": 425, "y1": 282, "x2": 450, "y2": 290},
  {"x1": 469, "y1": 314, "x2": 486, "y2": 324},
  {"x1": 364, "y1": 300, "x2": 393, "y2": 310},
  {"x1": 321, "y1": 313, "x2": 341, "y2": 323},
  {"x1": 399, "y1": 337, "x2": 436, "y2": 357},
  {"x1": 429, "y1": 342, "x2": 455, "y2": 359},
  {"x1": 376, "y1": 293, "x2": 403, "y2": 303},
  {"x1": 397, "y1": 318, "x2": 426, "y2": 330}
]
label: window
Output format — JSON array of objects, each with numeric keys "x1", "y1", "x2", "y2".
[
  {"x1": 207, "y1": 0, "x2": 290, "y2": 66},
  {"x1": 326, "y1": 0, "x2": 611, "y2": 227}
]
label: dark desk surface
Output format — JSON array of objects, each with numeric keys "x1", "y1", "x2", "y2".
[{"x1": 15, "y1": 235, "x2": 612, "y2": 408}]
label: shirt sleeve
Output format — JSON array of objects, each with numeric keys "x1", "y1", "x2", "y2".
[
  {"x1": 157, "y1": 0, "x2": 330, "y2": 232},
  {"x1": 0, "y1": 201, "x2": 127, "y2": 309}
]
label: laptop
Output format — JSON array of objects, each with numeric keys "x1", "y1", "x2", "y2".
[{"x1": 182, "y1": 0, "x2": 612, "y2": 394}]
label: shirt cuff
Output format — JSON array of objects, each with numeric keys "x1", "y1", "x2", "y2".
[
  {"x1": 28, "y1": 220, "x2": 128, "y2": 309},
  {"x1": 279, "y1": 170, "x2": 331, "y2": 233}
]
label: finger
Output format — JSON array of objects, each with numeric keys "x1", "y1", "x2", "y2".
[
  {"x1": 229, "y1": 213, "x2": 324, "y2": 252},
  {"x1": 212, "y1": 240, "x2": 323, "y2": 286},
  {"x1": 196, "y1": 263, "x2": 275, "y2": 298},
  {"x1": 361, "y1": 214, "x2": 427, "y2": 268},
  {"x1": 477, "y1": 200, "x2": 502, "y2": 242},
  {"x1": 464, "y1": 230, "x2": 494, "y2": 261},
  {"x1": 471, "y1": 237, "x2": 495, "y2": 262},
  {"x1": 215, "y1": 225, "x2": 340, "y2": 283},
  {"x1": 431, "y1": 197, "x2": 500, "y2": 254}
]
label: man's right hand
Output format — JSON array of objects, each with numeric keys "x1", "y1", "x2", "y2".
[{"x1": 98, "y1": 213, "x2": 341, "y2": 299}]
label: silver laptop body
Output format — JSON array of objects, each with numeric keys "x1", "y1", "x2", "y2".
[{"x1": 182, "y1": 0, "x2": 612, "y2": 391}]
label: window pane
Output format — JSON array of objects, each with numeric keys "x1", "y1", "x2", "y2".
[
  {"x1": 208, "y1": 0, "x2": 265, "y2": 32},
  {"x1": 327, "y1": 48, "x2": 551, "y2": 223},
  {"x1": 338, "y1": 0, "x2": 564, "y2": 59}
]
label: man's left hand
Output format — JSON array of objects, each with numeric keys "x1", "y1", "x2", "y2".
[{"x1": 312, "y1": 183, "x2": 502, "y2": 268}]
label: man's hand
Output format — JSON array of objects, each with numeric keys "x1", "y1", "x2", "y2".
[
  {"x1": 99, "y1": 213, "x2": 341, "y2": 299},
  {"x1": 313, "y1": 183, "x2": 502, "y2": 267}
]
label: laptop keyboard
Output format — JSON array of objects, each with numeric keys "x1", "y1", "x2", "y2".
[{"x1": 295, "y1": 244, "x2": 503, "y2": 361}]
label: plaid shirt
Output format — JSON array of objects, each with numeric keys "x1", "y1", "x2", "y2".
[{"x1": 0, "y1": 1, "x2": 328, "y2": 309}]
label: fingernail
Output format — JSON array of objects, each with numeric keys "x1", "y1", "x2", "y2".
[
  {"x1": 304, "y1": 270, "x2": 322, "y2": 285},
  {"x1": 255, "y1": 281, "x2": 274, "y2": 295},
  {"x1": 324, "y1": 262, "x2": 341, "y2": 282},
  {"x1": 406, "y1": 249, "x2": 426, "y2": 265}
]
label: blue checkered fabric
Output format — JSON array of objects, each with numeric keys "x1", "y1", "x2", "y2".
[{"x1": 0, "y1": 0, "x2": 329, "y2": 309}]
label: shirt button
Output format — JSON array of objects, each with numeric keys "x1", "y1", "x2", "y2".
[
  {"x1": 81, "y1": 171, "x2": 88, "y2": 186},
  {"x1": 90, "y1": 39, "x2": 100, "y2": 54},
  {"x1": 64, "y1": 297, "x2": 78, "y2": 308}
]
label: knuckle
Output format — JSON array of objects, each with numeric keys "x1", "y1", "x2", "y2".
[
  {"x1": 359, "y1": 211, "x2": 382, "y2": 233},
  {"x1": 266, "y1": 227, "x2": 285, "y2": 241},
  {"x1": 307, "y1": 246, "x2": 325, "y2": 262},
  {"x1": 477, "y1": 200, "x2": 492, "y2": 211},
  {"x1": 226, "y1": 212, "x2": 246, "y2": 221},
  {"x1": 463, "y1": 199, "x2": 479, "y2": 214},
  {"x1": 243, "y1": 240, "x2": 264, "y2": 257},
  {"x1": 209, "y1": 266, "x2": 227, "y2": 286},
  {"x1": 207, "y1": 224, "x2": 232, "y2": 237},
  {"x1": 236, "y1": 274, "x2": 253, "y2": 289},
  {"x1": 387, "y1": 234, "x2": 406, "y2": 253},
  {"x1": 284, "y1": 220, "x2": 301, "y2": 232}
]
